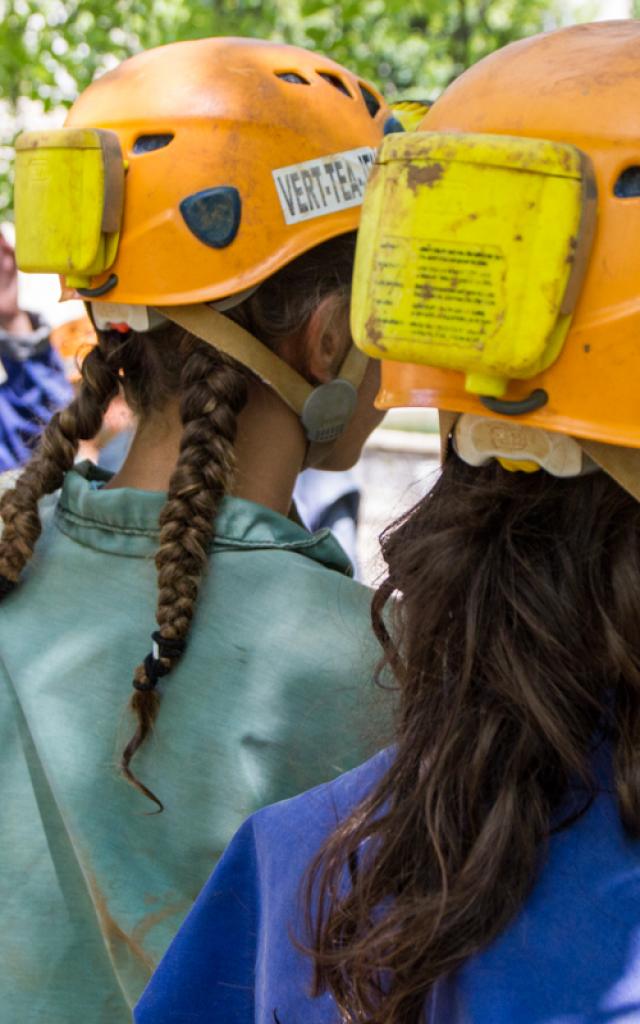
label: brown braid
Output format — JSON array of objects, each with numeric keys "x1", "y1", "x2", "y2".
[
  {"x1": 119, "y1": 234, "x2": 358, "y2": 806},
  {"x1": 0, "y1": 233, "x2": 357, "y2": 808},
  {"x1": 121, "y1": 339, "x2": 249, "y2": 808},
  {"x1": 0, "y1": 340, "x2": 121, "y2": 584}
]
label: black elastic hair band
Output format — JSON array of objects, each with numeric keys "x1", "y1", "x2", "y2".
[
  {"x1": 132, "y1": 631, "x2": 187, "y2": 693},
  {"x1": 150, "y1": 630, "x2": 187, "y2": 659},
  {"x1": 0, "y1": 574, "x2": 17, "y2": 599}
]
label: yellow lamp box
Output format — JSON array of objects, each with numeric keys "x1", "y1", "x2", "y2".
[
  {"x1": 351, "y1": 132, "x2": 597, "y2": 399},
  {"x1": 14, "y1": 128, "x2": 125, "y2": 288}
]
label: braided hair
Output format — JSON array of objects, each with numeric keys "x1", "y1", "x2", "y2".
[
  {"x1": 0, "y1": 337, "x2": 122, "y2": 585},
  {"x1": 0, "y1": 233, "x2": 357, "y2": 808},
  {"x1": 124, "y1": 340, "x2": 248, "y2": 808}
]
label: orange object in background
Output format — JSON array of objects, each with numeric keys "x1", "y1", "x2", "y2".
[
  {"x1": 50, "y1": 316, "x2": 97, "y2": 382},
  {"x1": 377, "y1": 21, "x2": 640, "y2": 451},
  {"x1": 50, "y1": 316, "x2": 134, "y2": 461},
  {"x1": 64, "y1": 37, "x2": 389, "y2": 307}
]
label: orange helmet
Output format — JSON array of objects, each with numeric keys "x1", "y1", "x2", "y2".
[
  {"x1": 376, "y1": 22, "x2": 640, "y2": 455},
  {"x1": 15, "y1": 38, "x2": 397, "y2": 443},
  {"x1": 64, "y1": 37, "x2": 392, "y2": 307}
]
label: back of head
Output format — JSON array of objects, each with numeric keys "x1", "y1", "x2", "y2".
[
  {"x1": 310, "y1": 21, "x2": 640, "y2": 1023},
  {"x1": 3, "y1": 37, "x2": 395, "y2": 806}
]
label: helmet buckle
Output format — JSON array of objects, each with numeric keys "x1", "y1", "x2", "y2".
[{"x1": 301, "y1": 379, "x2": 358, "y2": 443}]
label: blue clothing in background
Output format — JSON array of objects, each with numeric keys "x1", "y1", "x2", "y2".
[
  {"x1": 294, "y1": 468, "x2": 361, "y2": 577},
  {"x1": 0, "y1": 315, "x2": 72, "y2": 470},
  {"x1": 136, "y1": 745, "x2": 640, "y2": 1024},
  {"x1": 98, "y1": 427, "x2": 133, "y2": 473}
]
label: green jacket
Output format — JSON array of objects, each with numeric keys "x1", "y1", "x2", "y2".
[{"x1": 0, "y1": 463, "x2": 385, "y2": 1021}]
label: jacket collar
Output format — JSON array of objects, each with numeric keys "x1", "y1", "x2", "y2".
[{"x1": 54, "y1": 462, "x2": 353, "y2": 575}]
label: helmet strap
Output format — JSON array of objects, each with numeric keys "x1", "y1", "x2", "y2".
[
  {"x1": 579, "y1": 438, "x2": 640, "y2": 504},
  {"x1": 155, "y1": 304, "x2": 368, "y2": 446}
]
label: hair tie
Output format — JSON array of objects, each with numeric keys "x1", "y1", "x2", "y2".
[
  {"x1": 132, "y1": 631, "x2": 187, "y2": 693},
  {"x1": 0, "y1": 574, "x2": 17, "y2": 599},
  {"x1": 150, "y1": 630, "x2": 187, "y2": 660}
]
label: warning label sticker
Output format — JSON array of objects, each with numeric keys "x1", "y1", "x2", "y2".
[
  {"x1": 370, "y1": 236, "x2": 505, "y2": 351},
  {"x1": 273, "y1": 147, "x2": 377, "y2": 225}
]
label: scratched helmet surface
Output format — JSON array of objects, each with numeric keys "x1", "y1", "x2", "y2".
[
  {"x1": 376, "y1": 21, "x2": 640, "y2": 449},
  {"x1": 62, "y1": 37, "x2": 391, "y2": 307}
]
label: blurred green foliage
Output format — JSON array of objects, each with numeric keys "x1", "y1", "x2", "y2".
[{"x1": 0, "y1": 0, "x2": 577, "y2": 215}]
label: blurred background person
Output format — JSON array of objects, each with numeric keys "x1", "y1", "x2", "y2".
[{"x1": 0, "y1": 232, "x2": 71, "y2": 470}]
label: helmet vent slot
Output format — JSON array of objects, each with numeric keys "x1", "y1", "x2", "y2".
[
  {"x1": 318, "y1": 71, "x2": 351, "y2": 97},
  {"x1": 133, "y1": 134, "x2": 174, "y2": 154},
  {"x1": 276, "y1": 72, "x2": 310, "y2": 85},
  {"x1": 358, "y1": 84, "x2": 381, "y2": 118},
  {"x1": 614, "y1": 166, "x2": 640, "y2": 198}
]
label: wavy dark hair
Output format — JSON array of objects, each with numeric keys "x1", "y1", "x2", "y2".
[{"x1": 307, "y1": 449, "x2": 640, "y2": 1023}]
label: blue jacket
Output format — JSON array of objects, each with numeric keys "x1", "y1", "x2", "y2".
[
  {"x1": 136, "y1": 744, "x2": 640, "y2": 1023},
  {"x1": 0, "y1": 313, "x2": 72, "y2": 470}
]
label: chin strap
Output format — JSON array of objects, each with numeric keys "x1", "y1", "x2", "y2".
[
  {"x1": 155, "y1": 304, "x2": 369, "y2": 445},
  {"x1": 579, "y1": 438, "x2": 640, "y2": 504}
]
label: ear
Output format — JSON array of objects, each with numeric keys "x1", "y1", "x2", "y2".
[{"x1": 303, "y1": 291, "x2": 350, "y2": 384}]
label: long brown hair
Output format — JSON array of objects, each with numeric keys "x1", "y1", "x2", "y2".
[
  {"x1": 0, "y1": 233, "x2": 356, "y2": 808},
  {"x1": 308, "y1": 450, "x2": 640, "y2": 1023}
]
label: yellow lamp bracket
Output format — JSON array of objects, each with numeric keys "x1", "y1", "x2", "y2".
[
  {"x1": 351, "y1": 131, "x2": 598, "y2": 415},
  {"x1": 390, "y1": 99, "x2": 433, "y2": 131},
  {"x1": 14, "y1": 128, "x2": 125, "y2": 294}
]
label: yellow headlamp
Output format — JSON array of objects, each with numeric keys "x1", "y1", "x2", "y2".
[
  {"x1": 352, "y1": 131, "x2": 597, "y2": 401},
  {"x1": 14, "y1": 128, "x2": 125, "y2": 290}
]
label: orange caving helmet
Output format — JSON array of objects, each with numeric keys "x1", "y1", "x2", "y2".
[
  {"x1": 16, "y1": 38, "x2": 397, "y2": 444},
  {"x1": 62, "y1": 37, "x2": 392, "y2": 307},
  {"x1": 375, "y1": 21, "x2": 640, "y2": 455}
]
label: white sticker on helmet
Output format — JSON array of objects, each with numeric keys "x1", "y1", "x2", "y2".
[{"x1": 273, "y1": 147, "x2": 376, "y2": 225}]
